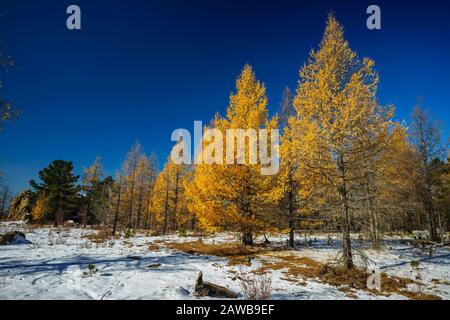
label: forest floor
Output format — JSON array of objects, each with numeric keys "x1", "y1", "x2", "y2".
[{"x1": 0, "y1": 221, "x2": 449, "y2": 300}]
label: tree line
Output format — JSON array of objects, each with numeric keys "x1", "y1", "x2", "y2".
[{"x1": 2, "y1": 16, "x2": 449, "y2": 270}]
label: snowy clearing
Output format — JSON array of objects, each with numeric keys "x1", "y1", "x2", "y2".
[{"x1": 0, "y1": 222, "x2": 449, "y2": 300}]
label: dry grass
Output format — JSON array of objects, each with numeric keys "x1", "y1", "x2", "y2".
[
  {"x1": 159, "y1": 240, "x2": 278, "y2": 265},
  {"x1": 254, "y1": 255, "x2": 320, "y2": 279},
  {"x1": 316, "y1": 264, "x2": 370, "y2": 289},
  {"x1": 82, "y1": 229, "x2": 112, "y2": 243},
  {"x1": 253, "y1": 253, "x2": 442, "y2": 300},
  {"x1": 150, "y1": 238, "x2": 443, "y2": 300},
  {"x1": 431, "y1": 278, "x2": 450, "y2": 285},
  {"x1": 339, "y1": 286, "x2": 358, "y2": 299}
]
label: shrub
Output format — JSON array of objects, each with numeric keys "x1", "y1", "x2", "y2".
[
  {"x1": 125, "y1": 228, "x2": 135, "y2": 239},
  {"x1": 239, "y1": 271, "x2": 272, "y2": 300}
]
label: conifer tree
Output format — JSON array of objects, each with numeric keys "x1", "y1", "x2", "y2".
[
  {"x1": 82, "y1": 156, "x2": 104, "y2": 226},
  {"x1": 187, "y1": 64, "x2": 277, "y2": 245},
  {"x1": 409, "y1": 102, "x2": 446, "y2": 241},
  {"x1": 151, "y1": 156, "x2": 190, "y2": 234},
  {"x1": 30, "y1": 160, "x2": 80, "y2": 226},
  {"x1": 288, "y1": 15, "x2": 399, "y2": 268},
  {"x1": 112, "y1": 173, "x2": 123, "y2": 236},
  {"x1": 122, "y1": 141, "x2": 144, "y2": 228},
  {"x1": 144, "y1": 153, "x2": 158, "y2": 229},
  {"x1": 279, "y1": 86, "x2": 294, "y2": 129}
]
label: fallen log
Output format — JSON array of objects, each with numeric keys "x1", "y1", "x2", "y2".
[{"x1": 193, "y1": 271, "x2": 238, "y2": 298}]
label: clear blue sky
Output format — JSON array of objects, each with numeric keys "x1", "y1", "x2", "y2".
[{"x1": 0, "y1": 0, "x2": 449, "y2": 193}]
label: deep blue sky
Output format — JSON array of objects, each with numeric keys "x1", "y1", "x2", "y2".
[{"x1": 0, "y1": 0, "x2": 449, "y2": 192}]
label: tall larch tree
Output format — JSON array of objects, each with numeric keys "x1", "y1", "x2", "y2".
[
  {"x1": 288, "y1": 15, "x2": 399, "y2": 268},
  {"x1": 187, "y1": 64, "x2": 278, "y2": 245},
  {"x1": 409, "y1": 102, "x2": 446, "y2": 241},
  {"x1": 122, "y1": 141, "x2": 144, "y2": 228},
  {"x1": 134, "y1": 154, "x2": 155, "y2": 228},
  {"x1": 111, "y1": 173, "x2": 123, "y2": 236},
  {"x1": 82, "y1": 156, "x2": 104, "y2": 227},
  {"x1": 143, "y1": 153, "x2": 158, "y2": 229},
  {"x1": 150, "y1": 156, "x2": 190, "y2": 234},
  {"x1": 272, "y1": 86, "x2": 302, "y2": 248}
]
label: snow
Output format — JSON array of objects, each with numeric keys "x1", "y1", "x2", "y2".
[{"x1": 0, "y1": 222, "x2": 448, "y2": 300}]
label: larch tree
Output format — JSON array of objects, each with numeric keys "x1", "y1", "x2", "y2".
[
  {"x1": 409, "y1": 101, "x2": 446, "y2": 241},
  {"x1": 279, "y1": 86, "x2": 294, "y2": 128},
  {"x1": 143, "y1": 153, "x2": 158, "y2": 229},
  {"x1": 435, "y1": 157, "x2": 450, "y2": 231},
  {"x1": 94, "y1": 175, "x2": 114, "y2": 227},
  {"x1": 187, "y1": 64, "x2": 278, "y2": 245},
  {"x1": 122, "y1": 141, "x2": 144, "y2": 228},
  {"x1": 32, "y1": 192, "x2": 48, "y2": 224},
  {"x1": 354, "y1": 125, "x2": 407, "y2": 248},
  {"x1": 134, "y1": 154, "x2": 156, "y2": 228},
  {"x1": 151, "y1": 156, "x2": 190, "y2": 234},
  {"x1": 288, "y1": 15, "x2": 399, "y2": 268},
  {"x1": 111, "y1": 173, "x2": 123, "y2": 236},
  {"x1": 82, "y1": 156, "x2": 104, "y2": 227},
  {"x1": 273, "y1": 86, "x2": 302, "y2": 248},
  {"x1": 151, "y1": 164, "x2": 171, "y2": 234}
]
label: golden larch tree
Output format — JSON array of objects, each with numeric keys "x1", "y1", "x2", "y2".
[
  {"x1": 288, "y1": 15, "x2": 399, "y2": 268},
  {"x1": 186, "y1": 64, "x2": 278, "y2": 245}
]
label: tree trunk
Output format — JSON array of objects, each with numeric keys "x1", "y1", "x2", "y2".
[
  {"x1": 338, "y1": 155, "x2": 353, "y2": 269},
  {"x1": 241, "y1": 231, "x2": 253, "y2": 245},
  {"x1": 426, "y1": 199, "x2": 439, "y2": 241},
  {"x1": 172, "y1": 172, "x2": 180, "y2": 231},
  {"x1": 366, "y1": 186, "x2": 380, "y2": 249},
  {"x1": 288, "y1": 227, "x2": 295, "y2": 248},
  {"x1": 162, "y1": 179, "x2": 170, "y2": 235},
  {"x1": 128, "y1": 166, "x2": 137, "y2": 228},
  {"x1": 287, "y1": 175, "x2": 295, "y2": 248},
  {"x1": 112, "y1": 176, "x2": 122, "y2": 236},
  {"x1": 135, "y1": 176, "x2": 145, "y2": 229},
  {"x1": 84, "y1": 168, "x2": 97, "y2": 228},
  {"x1": 144, "y1": 175, "x2": 155, "y2": 229}
]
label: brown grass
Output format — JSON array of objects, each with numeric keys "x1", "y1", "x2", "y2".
[
  {"x1": 159, "y1": 240, "x2": 275, "y2": 265},
  {"x1": 339, "y1": 287, "x2": 358, "y2": 299},
  {"x1": 431, "y1": 278, "x2": 450, "y2": 285},
  {"x1": 316, "y1": 264, "x2": 369, "y2": 289},
  {"x1": 149, "y1": 239, "x2": 443, "y2": 300},
  {"x1": 253, "y1": 253, "x2": 442, "y2": 300},
  {"x1": 254, "y1": 255, "x2": 320, "y2": 279},
  {"x1": 82, "y1": 229, "x2": 111, "y2": 243}
]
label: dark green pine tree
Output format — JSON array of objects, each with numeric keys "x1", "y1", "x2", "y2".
[{"x1": 30, "y1": 160, "x2": 80, "y2": 226}]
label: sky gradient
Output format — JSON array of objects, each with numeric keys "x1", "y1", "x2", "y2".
[{"x1": 1, "y1": 0, "x2": 449, "y2": 192}]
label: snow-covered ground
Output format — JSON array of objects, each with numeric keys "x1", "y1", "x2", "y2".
[{"x1": 0, "y1": 221, "x2": 449, "y2": 300}]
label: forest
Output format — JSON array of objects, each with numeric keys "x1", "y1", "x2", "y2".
[
  {"x1": 0, "y1": 15, "x2": 449, "y2": 300},
  {"x1": 2, "y1": 15, "x2": 450, "y2": 260}
]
